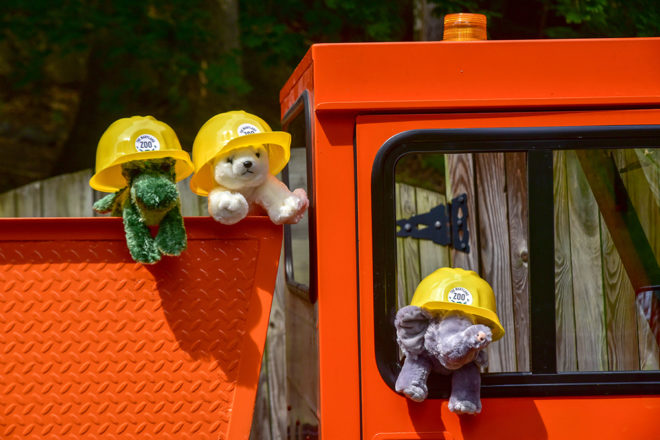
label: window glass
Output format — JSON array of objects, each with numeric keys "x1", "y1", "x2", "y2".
[
  {"x1": 282, "y1": 104, "x2": 311, "y2": 293},
  {"x1": 394, "y1": 148, "x2": 659, "y2": 375},
  {"x1": 287, "y1": 147, "x2": 310, "y2": 287},
  {"x1": 553, "y1": 149, "x2": 659, "y2": 372}
]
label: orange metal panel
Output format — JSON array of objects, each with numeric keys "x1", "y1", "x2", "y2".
[
  {"x1": 0, "y1": 217, "x2": 282, "y2": 440},
  {"x1": 281, "y1": 39, "x2": 660, "y2": 117},
  {"x1": 280, "y1": 47, "x2": 314, "y2": 118},
  {"x1": 313, "y1": 38, "x2": 660, "y2": 112},
  {"x1": 312, "y1": 113, "x2": 362, "y2": 440},
  {"x1": 355, "y1": 110, "x2": 660, "y2": 440}
]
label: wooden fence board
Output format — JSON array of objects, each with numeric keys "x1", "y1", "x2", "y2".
[
  {"x1": 634, "y1": 148, "x2": 660, "y2": 257},
  {"x1": 553, "y1": 151, "x2": 578, "y2": 372},
  {"x1": 0, "y1": 190, "x2": 16, "y2": 217},
  {"x1": 626, "y1": 150, "x2": 660, "y2": 267},
  {"x1": 567, "y1": 151, "x2": 607, "y2": 371},
  {"x1": 267, "y1": 254, "x2": 288, "y2": 440},
  {"x1": 41, "y1": 170, "x2": 94, "y2": 217},
  {"x1": 250, "y1": 353, "x2": 273, "y2": 440},
  {"x1": 475, "y1": 153, "x2": 517, "y2": 372},
  {"x1": 398, "y1": 183, "x2": 421, "y2": 305},
  {"x1": 415, "y1": 187, "x2": 450, "y2": 278},
  {"x1": 447, "y1": 154, "x2": 479, "y2": 272},
  {"x1": 14, "y1": 181, "x2": 42, "y2": 217},
  {"x1": 178, "y1": 175, "x2": 206, "y2": 217},
  {"x1": 285, "y1": 290, "x2": 319, "y2": 434},
  {"x1": 637, "y1": 298, "x2": 660, "y2": 370},
  {"x1": 395, "y1": 184, "x2": 408, "y2": 309},
  {"x1": 600, "y1": 217, "x2": 640, "y2": 370},
  {"x1": 505, "y1": 152, "x2": 530, "y2": 372},
  {"x1": 617, "y1": 150, "x2": 660, "y2": 370}
]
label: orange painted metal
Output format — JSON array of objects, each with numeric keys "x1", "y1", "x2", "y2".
[
  {"x1": 0, "y1": 217, "x2": 282, "y2": 440},
  {"x1": 279, "y1": 38, "x2": 660, "y2": 440},
  {"x1": 281, "y1": 38, "x2": 660, "y2": 117}
]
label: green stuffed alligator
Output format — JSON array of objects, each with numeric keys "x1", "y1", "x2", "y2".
[
  {"x1": 94, "y1": 158, "x2": 186, "y2": 264},
  {"x1": 89, "y1": 115, "x2": 194, "y2": 264}
]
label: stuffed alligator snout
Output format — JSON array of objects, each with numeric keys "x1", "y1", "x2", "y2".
[
  {"x1": 94, "y1": 158, "x2": 187, "y2": 264},
  {"x1": 129, "y1": 162, "x2": 180, "y2": 215}
]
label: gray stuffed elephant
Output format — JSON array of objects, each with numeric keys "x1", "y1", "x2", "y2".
[{"x1": 394, "y1": 306, "x2": 493, "y2": 414}]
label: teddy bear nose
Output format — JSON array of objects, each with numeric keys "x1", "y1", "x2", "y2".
[
  {"x1": 477, "y1": 331, "x2": 487, "y2": 342},
  {"x1": 243, "y1": 161, "x2": 253, "y2": 169}
]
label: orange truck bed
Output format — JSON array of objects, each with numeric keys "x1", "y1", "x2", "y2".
[{"x1": 0, "y1": 217, "x2": 281, "y2": 439}]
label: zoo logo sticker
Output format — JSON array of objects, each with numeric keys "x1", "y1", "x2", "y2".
[
  {"x1": 447, "y1": 287, "x2": 473, "y2": 305},
  {"x1": 237, "y1": 123, "x2": 259, "y2": 136},
  {"x1": 135, "y1": 134, "x2": 160, "y2": 152}
]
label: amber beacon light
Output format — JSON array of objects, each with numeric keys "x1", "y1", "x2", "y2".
[{"x1": 443, "y1": 13, "x2": 487, "y2": 41}]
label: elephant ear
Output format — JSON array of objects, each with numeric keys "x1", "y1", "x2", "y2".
[{"x1": 395, "y1": 305, "x2": 431, "y2": 357}]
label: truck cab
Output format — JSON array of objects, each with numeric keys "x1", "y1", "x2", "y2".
[{"x1": 279, "y1": 38, "x2": 660, "y2": 439}]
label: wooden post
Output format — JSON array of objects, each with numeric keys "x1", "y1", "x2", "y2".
[
  {"x1": 567, "y1": 151, "x2": 607, "y2": 371},
  {"x1": 553, "y1": 151, "x2": 578, "y2": 371},
  {"x1": 505, "y1": 152, "x2": 531, "y2": 372},
  {"x1": 475, "y1": 153, "x2": 517, "y2": 373}
]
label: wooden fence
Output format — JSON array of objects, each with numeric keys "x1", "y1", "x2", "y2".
[{"x1": 396, "y1": 150, "x2": 659, "y2": 373}]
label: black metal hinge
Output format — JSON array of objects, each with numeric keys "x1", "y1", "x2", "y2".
[{"x1": 396, "y1": 193, "x2": 470, "y2": 253}]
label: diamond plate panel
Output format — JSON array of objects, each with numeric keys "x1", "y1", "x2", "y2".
[{"x1": 0, "y1": 219, "x2": 279, "y2": 440}]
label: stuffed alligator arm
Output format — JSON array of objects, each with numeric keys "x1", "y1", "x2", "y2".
[{"x1": 93, "y1": 158, "x2": 187, "y2": 264}]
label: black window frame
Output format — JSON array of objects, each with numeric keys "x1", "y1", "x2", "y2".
[
  {"x1": 281, "y1": 90, "x2": 318, "y2": 303},
  {"x1": 371, "y1": 125, "x2": 660, "y2": 398}
]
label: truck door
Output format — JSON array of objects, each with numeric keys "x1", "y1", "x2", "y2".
[{"x1": 355, "y1": 110, "x2": 660, "y2": 440}]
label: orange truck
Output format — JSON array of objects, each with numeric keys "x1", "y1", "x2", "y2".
[
  {"x1": 278, "y1": 35, "x2": 660, "y2": 439},
  {"x1": 1, "y1": 27, "x2": 659, "y2": 440}
]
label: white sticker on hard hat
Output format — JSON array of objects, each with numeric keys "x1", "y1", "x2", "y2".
[
  {"x1": 447, "y1": 287, "x2": 473, "y2": 305},
  {"x1": 135, "y1": 134, "x2": 160, "y2": 152},
  {"x1": 237, "y1": 123, "x2": 259, "y2": 136}
]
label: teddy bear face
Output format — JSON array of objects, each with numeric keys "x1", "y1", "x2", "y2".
[{"x1": 213, "y1": 145, "x2": 269, "y2": 190}]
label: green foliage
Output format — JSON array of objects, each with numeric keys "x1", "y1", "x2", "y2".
[
  {"x1": 1, "y1": 0, "x2": 247, "y2": 111},
  {"x1": 428, "y1": 0, "x2": 660, "y2": 38},
  {"x1": 429, "y1": 0, "x2": 503, "y2": 23},
  {"x1": 555, "y1": 0, "x2": 607, "y2": 24},
  {"x1": 1, "y1": 0, "x2": 659, "y2": 185},
  {"x1": 238, "y1": 0, "x2": 412, "y2": 124},
  {"x1": 396, "y1": 154, "x2": 446, "y2": 193},
  {"x1": 240, "y1": 0, "x2": 412, "y2": 67}
]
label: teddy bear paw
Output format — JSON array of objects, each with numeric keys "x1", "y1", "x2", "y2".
[
  {"x1": 209, "y1": 192, "x2": 249, "y2": 225},
  {"x1": 273, "y1": 190, "x2": 309, "y2": 224},
  {"x1": 449, "y1": 398, "x2": 481, "y2": 415}
]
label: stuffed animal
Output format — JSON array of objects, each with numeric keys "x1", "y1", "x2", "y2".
[
  {"x1": 189, "y1": 110, "x2": 308, "y2": 225},
  {"x1": 394, "y1": 267, "x2": 504, "y2": 414},
  {"x1": 89, "y1": 116, "x2": 194, "y2": 264}
]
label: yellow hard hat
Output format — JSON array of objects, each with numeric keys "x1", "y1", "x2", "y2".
[
  {"x1": 189, "y1": 110, "x2": 291, "y2": 196},
  {"x1": 89, "y1": 116, "x2": 194, "y2": 193},
  {"x1": 410, "y1": 267, "x2": 505, "y2": 341}
]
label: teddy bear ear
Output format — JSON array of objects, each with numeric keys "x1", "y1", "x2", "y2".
[{"x1": 395, "y1": 305, "x2": 432, "y2": 357}]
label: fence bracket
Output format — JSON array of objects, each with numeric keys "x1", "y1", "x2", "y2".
[{"x1": 396, "y1": 193, "x2": 470, "y2": 253}]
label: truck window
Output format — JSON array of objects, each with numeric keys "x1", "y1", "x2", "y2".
[
  {"x1": 282, "y1": 92, "x2": 315, "y2": 300},
  {"x1": 372, "y1": 126, "x2": 660, "y2": 397}
]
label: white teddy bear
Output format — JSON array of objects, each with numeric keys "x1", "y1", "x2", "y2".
[
  {"x1": 190, "y1": 110, "x2": 308, "y2": 226},
  {"x1": 208, "y1": 144, "x2": 308, "y2": 225}
]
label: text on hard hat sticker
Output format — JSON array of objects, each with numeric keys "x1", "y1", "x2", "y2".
[
  {"x1": 135, "y1": 134, "x2": 161, "y2": 152},
  {"x1": 447, "y1": 287, "x2": 473, "y2": 305},
  {"x1": 238, "y1": 123, "x2": 260, "y2": 136}
]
